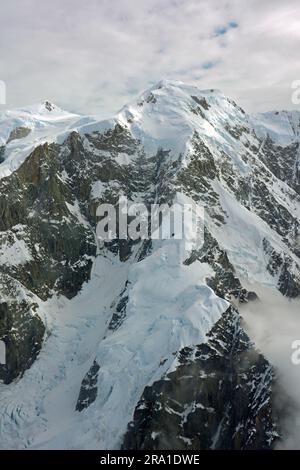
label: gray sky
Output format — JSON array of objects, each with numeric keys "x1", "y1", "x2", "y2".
[{"x1": 0, "y1": 0, "x2": 299, "y2": 116}]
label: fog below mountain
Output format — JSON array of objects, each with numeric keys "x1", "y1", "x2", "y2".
[{"x1": 241, "y1": 283, "x2": 300, "y2": 449}]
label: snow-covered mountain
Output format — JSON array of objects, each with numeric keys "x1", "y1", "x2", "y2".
[
  {"x1": 0, "y1": 80, "x2": 299, "y2": 449},
  {"x1": 0, "y1": 101, "x2": 80, "y2": 178}
]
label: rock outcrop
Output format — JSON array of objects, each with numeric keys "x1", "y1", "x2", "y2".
[{"x1": 123, "y1": 307, "x2": 278, "y2": 450}]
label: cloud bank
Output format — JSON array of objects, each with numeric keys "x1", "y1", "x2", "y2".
[{"x1": 241, "y1": 284, "x2": 300, "y2": 449}]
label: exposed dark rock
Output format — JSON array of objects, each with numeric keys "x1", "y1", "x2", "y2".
[
  {"x1": 0, "y1": 145, "x2": 5, "y2": 163},
  {"x1": 76, "y1": 360, "x2": 100, "y2": 412},
  {"x1": 185, "y1": 228, "x2": 253, "y2": 302},
  {"x1": 6, "y1": 126, "x2": 31, "y2": 144},
  {"x1": 263, "y1": 238, "x2": 300, "y2": 297},
  {"x1": 0, "y1": 142, "x2": 96, "y2": 300},
  {"x1": 123, "y1": 307, "x2": 279, "y2": 450},
  {"x1": 259, "y1": 137, "x2": 300, "y2": 195},
  {"x1": 109, "y1": 282, "x2": 130, "y2": 331},
  {"x1": 0, "y1": 274, "x2": 45, "y2": 384},
  {"x1": 191, "y1": 96, "x2": 210, "y2": 110},
  {"x1": 44, "y1": 101, "x2": 55, "y2": 112}
]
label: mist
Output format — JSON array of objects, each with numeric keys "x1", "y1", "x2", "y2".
[{"x1": 240, "y1": 283, "x2": 300, "y2": 449}]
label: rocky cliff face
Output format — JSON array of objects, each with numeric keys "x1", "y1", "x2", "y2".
[
  {"x1": 123, "y1": 307, "x2": 278, "y2": 450},
  {"x1": 0, "y1": 81, "x2": 299, "y2": 449}
]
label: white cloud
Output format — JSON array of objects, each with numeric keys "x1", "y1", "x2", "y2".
[
  {"x1": 241, "y1": 284, "x2": 300, "y2": 449},
  {"x1": 0, "y1": 0, "x2": 299, "y2": 115}
]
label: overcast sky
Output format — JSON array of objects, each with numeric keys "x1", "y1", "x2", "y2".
[{"x1": 0, "y1": 0, "x2": 299, "y2": 116}]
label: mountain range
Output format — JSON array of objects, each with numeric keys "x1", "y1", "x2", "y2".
[{"x1": 0, "y1": 80, "x2": 299, "y2": 449}]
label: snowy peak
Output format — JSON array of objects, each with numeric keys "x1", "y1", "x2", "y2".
[
  {"x1": 252, "y1": 109, "x2": 300, "y2": 146},
  {"x1": 119, "y1": 79, "x2": 242, "y2": 118},
  {"x1": 1, "y1": 100, "x2": 78, "y2": 123},
  {"x1": 115, "y1": 80, "x2": 248, "y2": 156},
  {"x1": 117, "y1": 80, "x2": 300, "y2": 155},
  {"x1": 0, "y1": 101, "x2": 80, "y2": 178},
  {"x1": 44, "y1": 100, "x2": 56, "y2": 112}
]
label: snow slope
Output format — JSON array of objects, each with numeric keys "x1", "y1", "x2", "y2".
[
  {"x1": 0, "y1": 238, "x2": 227, "y2": 449},
  {"x1": 251, "y1": 110, "x2": 300, "y2": 146}
]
